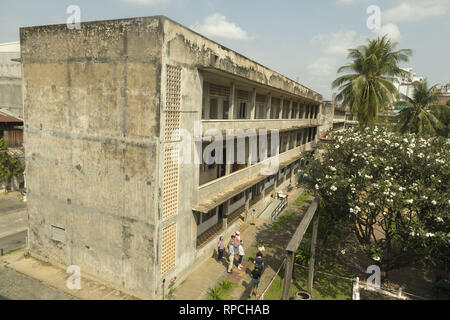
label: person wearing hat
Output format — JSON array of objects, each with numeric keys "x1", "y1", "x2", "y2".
[
  {"x1": 235, "y1": 231, "x2": 241, "y2": 247},
  {"x1": 234, "y1": 231, "x2": 241, "y2": 262}
]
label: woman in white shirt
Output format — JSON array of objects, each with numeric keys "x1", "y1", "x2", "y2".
[
  {"x1": 257, "y1": 241, "x2": 265, "y2": 256},
  {"x1": 238, "y1": 240, "x2": 245, "y2": 270}
]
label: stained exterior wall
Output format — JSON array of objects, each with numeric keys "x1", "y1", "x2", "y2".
[{"x1": 21, "y1": 17, "x2": 163, "y2": 298}]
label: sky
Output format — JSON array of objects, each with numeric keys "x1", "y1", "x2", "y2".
[{"x1": 1, "y1": 0, "x2": 449, "y2": 99}]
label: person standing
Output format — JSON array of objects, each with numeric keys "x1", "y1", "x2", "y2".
[
  {"x1": 237, "y1": 240, "x2": 245, "y2": 270},
  {"x1": 227, "y1": 235, "x2": 236, "y2": 273},
  {"x1": 257, "y1": 241, "x2": 265, "y2": 256},
  {"x1": 249, "y1": 264, "x2": 262, "y2": 298},
  {"x1": 254, "y1": 252, "x2": 264, "y2": 273},
  {"x1": 217, "y1": 236, "x2": 225, "y2": 264}
]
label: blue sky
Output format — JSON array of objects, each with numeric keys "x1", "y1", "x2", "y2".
[{"x1": 1, "y1": 0, "x2": 449, "y2": 99}]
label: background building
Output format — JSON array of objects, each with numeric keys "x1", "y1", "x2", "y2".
[
  {"x1": 0, "y1": 42, "x2": 22, "y2": 119},
  {"x1": 21, "y1": 16, "x2": 325, "y2": 299}
]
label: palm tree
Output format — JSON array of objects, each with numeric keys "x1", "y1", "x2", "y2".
[
  {"x1": 397, "y1": 81, "x2": 450, "y2": 137},
  {"x1": 332, "y1": 36, "x2": 412, "y2": 127}
]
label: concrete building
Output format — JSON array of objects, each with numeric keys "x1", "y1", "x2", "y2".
[
  {"x1": 20, "y1": 16, "x2": 325, "y2": 299},
  {"x1": 323, "y1": 97, "x2": 357, "y2": 133},
  {"x1": 394, "y1": 67, "x2": 424, "y2": 103},
  {"x1": 438, "y1": 83, "x2": 450, "y2": 105},
  {"x1": 0, "y1": 42, "x2": 22, "y2": 119}
]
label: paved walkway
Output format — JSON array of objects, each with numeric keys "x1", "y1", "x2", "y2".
[
  {"x1": 0, "y1": 266, "x2": 75, "y2": 300},
  {"x1": 0, "y1": 250, "x2": 138, "y2": 300},
  {"x1": 170, "y1": 186, "x2": 312, "y2": 300}
]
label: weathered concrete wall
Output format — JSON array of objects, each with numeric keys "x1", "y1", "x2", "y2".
[
  {"x1": 158, "y1": 15, "x2": 323, "y2": 294},
  {"x1": 0, "y1": 52, "x2": 23, "y2": 118},
  {"x1": 21, "y1": 17, "x2": 163, "y2": 298}
]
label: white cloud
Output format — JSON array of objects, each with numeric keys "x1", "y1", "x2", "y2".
[
  {"x1": 307, "y1": 30, "x2": 360, "y2": 77},
  {"x1": 373, "y1": 23, "x2": 401, "y2": 42},
  {"x1": 336, "y1": 0, "x2": 355, "y2": 5},
  {"x1": 191, "y1": 13, "x2": 253, "y2": 41},
  {"x1": 121, "y1": 0, "x2": 168, "y2": 6},
  {"x1": 383, "y1": 0, "x2": 450, "y2": 22}
]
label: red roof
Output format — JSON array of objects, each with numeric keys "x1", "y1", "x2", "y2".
[{"x1": 0, "y1": 111, "x2": 22, "y2": 123}]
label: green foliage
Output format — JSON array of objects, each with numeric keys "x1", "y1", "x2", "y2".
[
  {"x1": 397, "y1": 81, "x2": 450, "y2": 137},
  {"x1": 332, "y1": 35, "x2": 412, "y2": 127},
  {"x1": 207, "y1": 279, "x2": 237, "y2": 300},
  {"x1": 271, "y1": 210, "x2": 296, "y2": 232},
  {"x1": 0, "y1": 138, "x2": 24, "y2": 182},
  {"x1": 219, "y1": 279, "x2": 233, "y2": 291},
  {"x1": 207, "y1": 286, "x2": 222, "y2": 300},
  {"x1": 293, "y1": 192, "x2": 310, "y2": 206},
  {"x1": 295, "y1": 242, "x2": 311, "y2": 266},
  {"x1": 299, "y1": 127, "x2": 450, "y2": 272}
]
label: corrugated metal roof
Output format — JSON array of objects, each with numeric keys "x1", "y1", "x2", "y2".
[{"x1": 0, "y1": 111, "x2": 22, "y2": 123}]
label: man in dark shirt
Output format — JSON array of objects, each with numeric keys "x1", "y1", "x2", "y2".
[{"x1": 254, "y1": 252, "x2": 264, "y2": 273}]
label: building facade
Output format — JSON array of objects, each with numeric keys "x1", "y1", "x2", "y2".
[
  {"x1": 21, "y1": 16, "x2": 325, "y2": 299},
  {"x1": 0, "y1": 42, "x2": 23, "y2": 119}
]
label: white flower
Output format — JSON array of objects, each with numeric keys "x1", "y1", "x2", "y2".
[
  {"x1": 349, "y1": 208, "x2": 354, "y2": 213},
  {"x1": 432, "y1": 200, "x2": 437, "y2": 206},
  {"x1": 436, "y1": 217, "x2": 444, "y2": 223},
  {"x1": 426, "y1": 233, "x2": 435, "y2": 238},
  {"x1": 405, "y1": 199, "x2": 413, "y2": 204},
  {"x1": 315, "y1": 184, "x2": 319, "y2": 190},
  {"x1": 330, "y1": 185, "x2": 337, "y2": 192},
  {"x1": 369, "y1": 202, "x2": 375, "y2": 207},
  {"x1": 373, "y1": 256, "x2": 381, "y2": 262},
  {"x1": 329, "y1": 166, "x2": 336, "y2": 172},
  {"x1": 341, "y1": 249, "x2": 347, "y2": 255},
  {"x1": 399, "y1": 187, "x2": 405, "y2": 192}
]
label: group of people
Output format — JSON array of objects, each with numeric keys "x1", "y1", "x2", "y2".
[{"x1": 217, "y1": 233, "x2": 266, "y2": 298}]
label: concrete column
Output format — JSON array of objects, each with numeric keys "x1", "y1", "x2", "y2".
[
  {"x1": 308, "y1": 211, "x2": 320, "y2": 294},
  {"x1": 282, "y1": 251, "x2": 295, "y2": 300},
  {"x1": 250, "y1": 88, "x2": 257, "y2": 120},
  {"x1": 279, "y1": 97, "x2": 284, "y2": 119},
  {"x1": 202, "y1": 82, "x2": 209, "y2": 119},
  {"x1": 229, "y1": 82, "x2": 236, "y2": 120},
  {"x1": 266, "y1": 93, "x2": 272, "y2": 119},
  {"x1": 288, "y1": 100, "x2": 293, "y2": 119}
]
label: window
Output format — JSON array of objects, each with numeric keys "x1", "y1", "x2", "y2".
[
  {"x1": 204, "y1": 209, "x2": 217, "y2": 222},
  {"x1": 258, "y1": 104, "x2": 266, "y2": 119},
  {"x1": 230, "y1": 192, "x2": 244, "y2": 205},
  {"x1": 51, "y1": 225, "x2": 66, "y2": 243},
  {"x1": 223, "y1": 100, "x2": 229, "y2": 119},
  {"x1": 209, "y1": 98, "x2": 218, "y2": 119},
  {"x1": 296, "y1": 131, "x2": 302, "y2": 147},
  {"x1": 239, "y1": 102, "x2": 247, "y2": 119}
]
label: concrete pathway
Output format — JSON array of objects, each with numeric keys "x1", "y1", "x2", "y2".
[
  {"x1": 170, "y1": 187, "x2": 312, "y2": 300},
  {"x1": 0, "y1": 250, "x2": 139, "y2": 300},
  {"x1": 0, "y1": 266, "x2": 75, "y2": 300},
  {"x1": 0, "y1": 192, "x2": 27, "y2": 239}
]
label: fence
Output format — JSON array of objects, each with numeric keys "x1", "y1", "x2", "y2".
[
  {"x1": 270, "y1": 198, "x2": 288, "y2": 222},
  {"x1": 259, "y1": 261, "x2": 429, "y2": 300}
]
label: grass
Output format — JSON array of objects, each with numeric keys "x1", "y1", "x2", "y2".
[
  {"x1": 293, "y1": 192, "x2": 310, "y2": 207},
  {"x1": 246, "y1": 245, "x2": 258, "y2": 263},
  {"x1": 271, "y1": 210, "x2": 296, "y2": 231},
  {"x1": 263, "y1": 265, "x2": 352, "y2": 300},
  {"x1": 207, "y1": 279, "x2": 237, "y2": 300}
]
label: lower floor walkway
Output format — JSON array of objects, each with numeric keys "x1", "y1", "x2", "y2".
[{"x1": 170, "y1": 186, "x2": 312, "y2": 300}]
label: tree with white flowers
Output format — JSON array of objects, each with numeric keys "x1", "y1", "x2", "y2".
[{"x1": 299, "y1": 127, "x2": 449, "y2": 274}]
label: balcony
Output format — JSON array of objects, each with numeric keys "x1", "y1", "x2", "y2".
[
  {"x1": 194, "y1": 142, "x2": 316, "y2": 210},
  {"x1": 201, "y1": 118, "x2": 320, "y2": 134}
]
